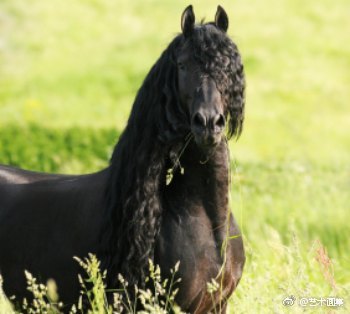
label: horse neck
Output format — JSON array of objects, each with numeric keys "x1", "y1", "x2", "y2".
[{"x1": 165, "y1": 139, "x2": 230, "y2": 224}]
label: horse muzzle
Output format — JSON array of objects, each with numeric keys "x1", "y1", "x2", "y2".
[{"x1": 191, "y1": 111, "x2": 225, "y2": 148}]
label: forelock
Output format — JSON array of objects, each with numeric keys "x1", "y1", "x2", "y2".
[{"x1": 185, "y1": 24, "x2": 242, "y2": 93}]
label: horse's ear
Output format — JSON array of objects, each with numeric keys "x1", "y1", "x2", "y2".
[
  {"x1": 181, "y1": 5, "x2": 195, "y2": 37},
  {"x1": 215, "y1": 5, "x2": 229, "y2": 33}
]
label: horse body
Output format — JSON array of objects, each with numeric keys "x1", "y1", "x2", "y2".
[
  {"x1": 0, "y1": 5, "x2": 246, "y2": 313},
  {"x1": 0, "y1": 167, "x2": 108, "y2": 304}
]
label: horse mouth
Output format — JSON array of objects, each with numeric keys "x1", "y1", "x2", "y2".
[{"x1": 192, "y1": 131, "x2": 222, "y2": 149}]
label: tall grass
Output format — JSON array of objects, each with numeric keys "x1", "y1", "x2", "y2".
[{"x1": 0, "y1": 255, "x2": 184, "y2": 314}]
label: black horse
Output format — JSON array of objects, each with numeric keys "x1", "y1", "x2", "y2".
[{"x1": 0, "y1": 5, "x2": 245, "y2": 313}]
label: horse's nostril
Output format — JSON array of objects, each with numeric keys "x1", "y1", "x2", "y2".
[
  {"x1": 192, "y1": 112, "x2": 206, "y2": 129},
  {"x1": 213, "y1": 114, "x2": 225, "y2": 130}
]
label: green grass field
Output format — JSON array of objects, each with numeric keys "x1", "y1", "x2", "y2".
[{"x1": 1, "y1": 0, "x2": 349, "y2": 312}]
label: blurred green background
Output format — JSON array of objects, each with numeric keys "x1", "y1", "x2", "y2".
[{"x1": 0, "y1": 0, "x2": 349, "y2": 312}]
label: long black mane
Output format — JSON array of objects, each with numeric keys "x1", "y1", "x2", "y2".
[{"x1": 99, "y1": 22, "x2": 245, "y2": 288}]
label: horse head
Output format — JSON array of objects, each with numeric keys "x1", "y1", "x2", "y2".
[{"x1": 175, "y1": 5, "x2": 245, "y2": 149}]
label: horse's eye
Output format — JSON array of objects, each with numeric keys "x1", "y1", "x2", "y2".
[{"x1": 177, "y1": 62, "x2": 186, "y2": 71}]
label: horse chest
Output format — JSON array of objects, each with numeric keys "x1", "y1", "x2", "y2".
[{"x1": 156, "y1": 209, "x2": 232, "y2": 312}]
